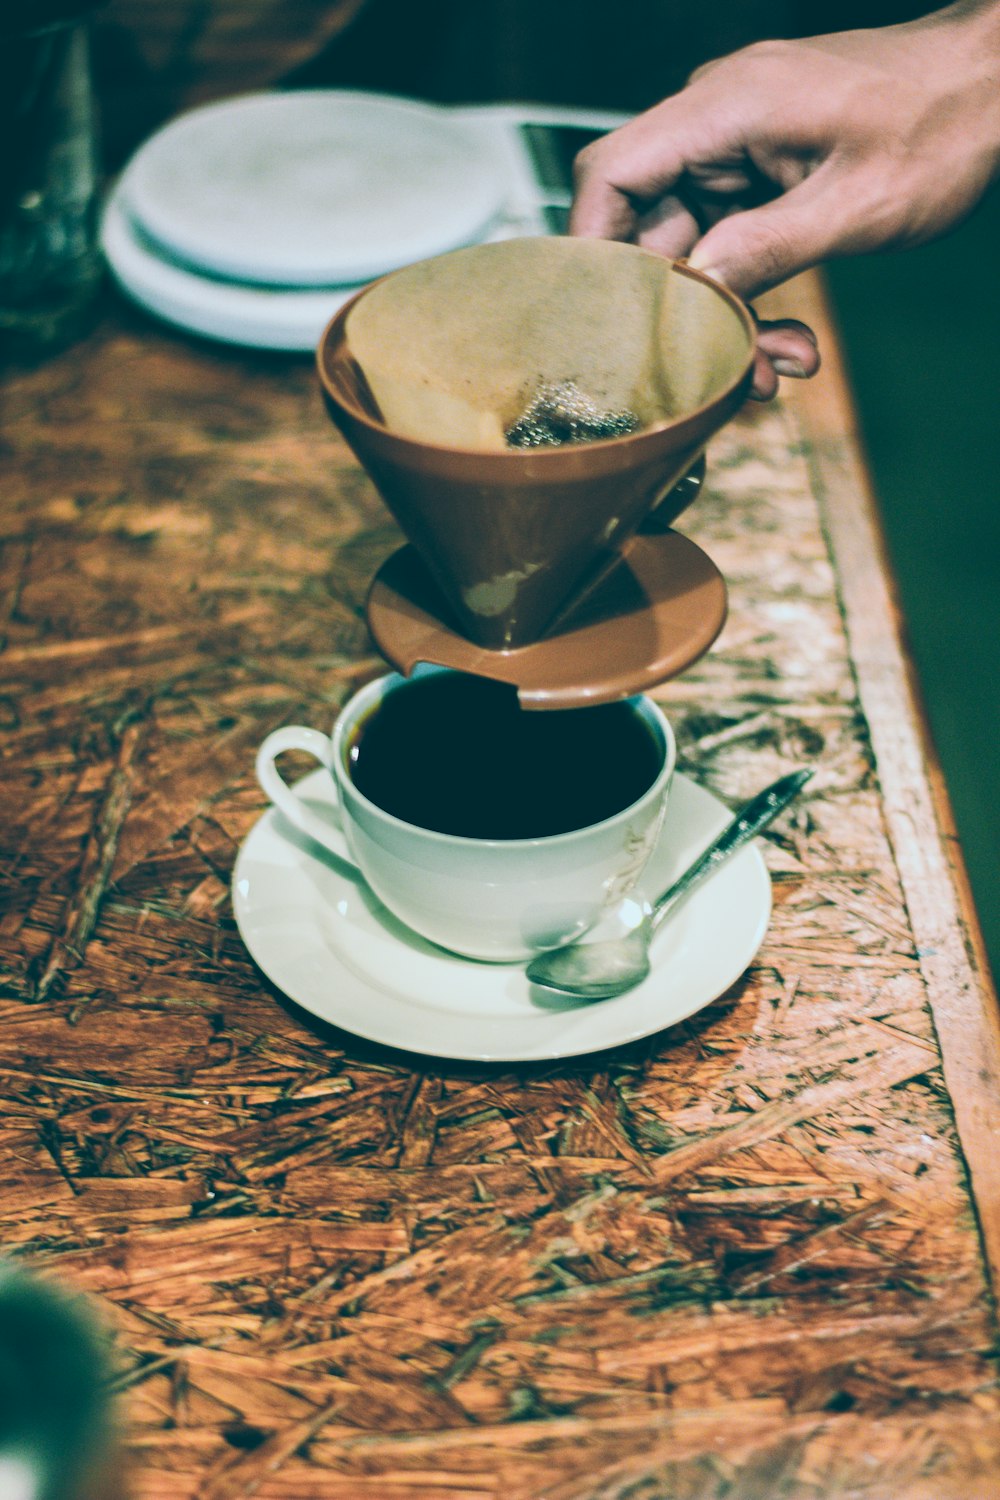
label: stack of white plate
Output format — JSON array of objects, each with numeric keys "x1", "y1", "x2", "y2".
[{"x1": 101, "y1": 90, "x2": 513, "y2": 351}]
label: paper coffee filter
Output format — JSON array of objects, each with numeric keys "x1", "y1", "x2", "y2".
[{"x1": 342, "y1": 238, "x2": 749, "y2": 450}]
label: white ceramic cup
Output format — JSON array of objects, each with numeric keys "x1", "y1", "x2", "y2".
[{"x1": 255, "y1": 667, "x2": 675, "y2": 962}]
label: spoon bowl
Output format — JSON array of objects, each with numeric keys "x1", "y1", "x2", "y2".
[
  {"x1": 529, "y1": 898, "x2": 655, "y2": 998},
  {"x1": 526, "y1": 769, "x2": 812, "y2": 1000}
]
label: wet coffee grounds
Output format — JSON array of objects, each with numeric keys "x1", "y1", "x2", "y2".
[{"x1": 505, "y1": 380, "x2": 640, "y2": 448}]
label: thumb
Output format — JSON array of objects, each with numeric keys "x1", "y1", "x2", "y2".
[{"x1": 688, "y1": 177, "x2": 840, "y2": 299}]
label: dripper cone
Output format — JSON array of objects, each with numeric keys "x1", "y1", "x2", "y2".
[{"x1": 318, "y1": 237, "x2": 754, "y2": 650}]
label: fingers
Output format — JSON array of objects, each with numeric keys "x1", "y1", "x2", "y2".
[
  {"x1": 633, "y1": 197, "x2": 702, "y2": 261},
  {"x1": 569, "y1": 56, "x2": 783, "y2": 244},
  {"x1": 569, "y1": 104, "x2": 693, "y2": 241},
  {"x1": 756, "y1": 318, "x2": 820, "y2": 375},
  {"x1": 572, "y1": 133, "x2": 833, "y2": 300},
  {"x1": 686, "y1": 171, "x2": 843, "y2": 299},
  {"x1": 568, "y1": 175, "x2": 639, "y2": 242},
  {"x1": 749, "y1": 318, "x2": 821, "y2": 401},
  {"x1": 570, "y1": 44, "x2": 854, "y2": 300},
  {"x1": 749, "y1": 347, "x2": 781, "y2": 402}
]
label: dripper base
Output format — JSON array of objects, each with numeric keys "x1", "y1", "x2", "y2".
[{"x1": 366, "y1": 532, "x2": 727, "y2": 709}]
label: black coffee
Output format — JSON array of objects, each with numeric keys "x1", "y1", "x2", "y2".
[{"x1": 347, "y1": 672, "x2": 662, "y2": 840}]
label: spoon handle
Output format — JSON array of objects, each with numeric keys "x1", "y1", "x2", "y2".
[{"x1": 650, "y1": 768, "x2": 812, "y2": 935}]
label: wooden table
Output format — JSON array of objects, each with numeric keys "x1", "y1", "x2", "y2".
[{"x1": 2, "y1": 271, "x2": 999, "y2": 1500}]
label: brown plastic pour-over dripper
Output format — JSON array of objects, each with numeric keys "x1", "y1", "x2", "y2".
[{"x1": 317, "y1": 237, "x2": 754, "y2": 699}]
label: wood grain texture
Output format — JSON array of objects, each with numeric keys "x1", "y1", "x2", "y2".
[
  {"x1": 1, "y1": 282, "x2": 998, "y2": 1499},
  {"x1": 762, "y1": 271, "x2": 1000, "y2": 1294}
]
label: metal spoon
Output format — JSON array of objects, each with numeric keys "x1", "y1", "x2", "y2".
[{"x1": 526, "y1": 768, "x2": 812, "y2": 1000}]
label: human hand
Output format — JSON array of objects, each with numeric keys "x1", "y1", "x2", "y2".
[{"x1": 571, "y1": 2, "x2": 1000, "y2": 398}]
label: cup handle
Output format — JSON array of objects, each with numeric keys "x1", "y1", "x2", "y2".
[{"x1": 255, "y1": 726, "x2": 353, "y2": 861}]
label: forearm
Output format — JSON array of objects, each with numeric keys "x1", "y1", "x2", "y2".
[
  {"x1": 927, "y1": 0, "x2": 1000, "y2": 185},
  {"x1": 838, "y1": 0, "x2": 1000, "y2": 192}
]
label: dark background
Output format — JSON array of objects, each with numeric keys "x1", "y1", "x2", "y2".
[{"x1": 93, "y1": 0, "x2": 999, "y2": 981}]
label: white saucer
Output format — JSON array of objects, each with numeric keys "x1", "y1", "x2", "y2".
[
  {"x1": 118, "y1": 91, "x2": 506, "y2": 287},
  {"x1": 232, "y1": 769, "x2": 771, "y2": 1062},
  {"x1": 101, "y1": 186, "x2": 355, "y2": 351}
]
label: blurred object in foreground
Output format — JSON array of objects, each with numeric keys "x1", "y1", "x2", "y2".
[
  {"x1": 0, "y1": 2, "x2": 103, "y2": 362},
  {"x1": 0, "y1": 1263, "x2": 126, "y2": 1500},
  {"x1": 94, "y1": 0, "x2": 372, "y2": 166}
]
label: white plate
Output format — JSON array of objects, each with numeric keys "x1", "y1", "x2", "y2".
[
  {"x1": 118, "y1": 90, "x2": 506, "y2": 287},
  {"x1": 101, "y1": 186, "x2": 355, "y2": 351},
  {"x1": 100, "y1": 100, "x2": 631, "y2": 351},
  {"x1": 232, "y1": 769, "x2": 771, "y2": 1062}
]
